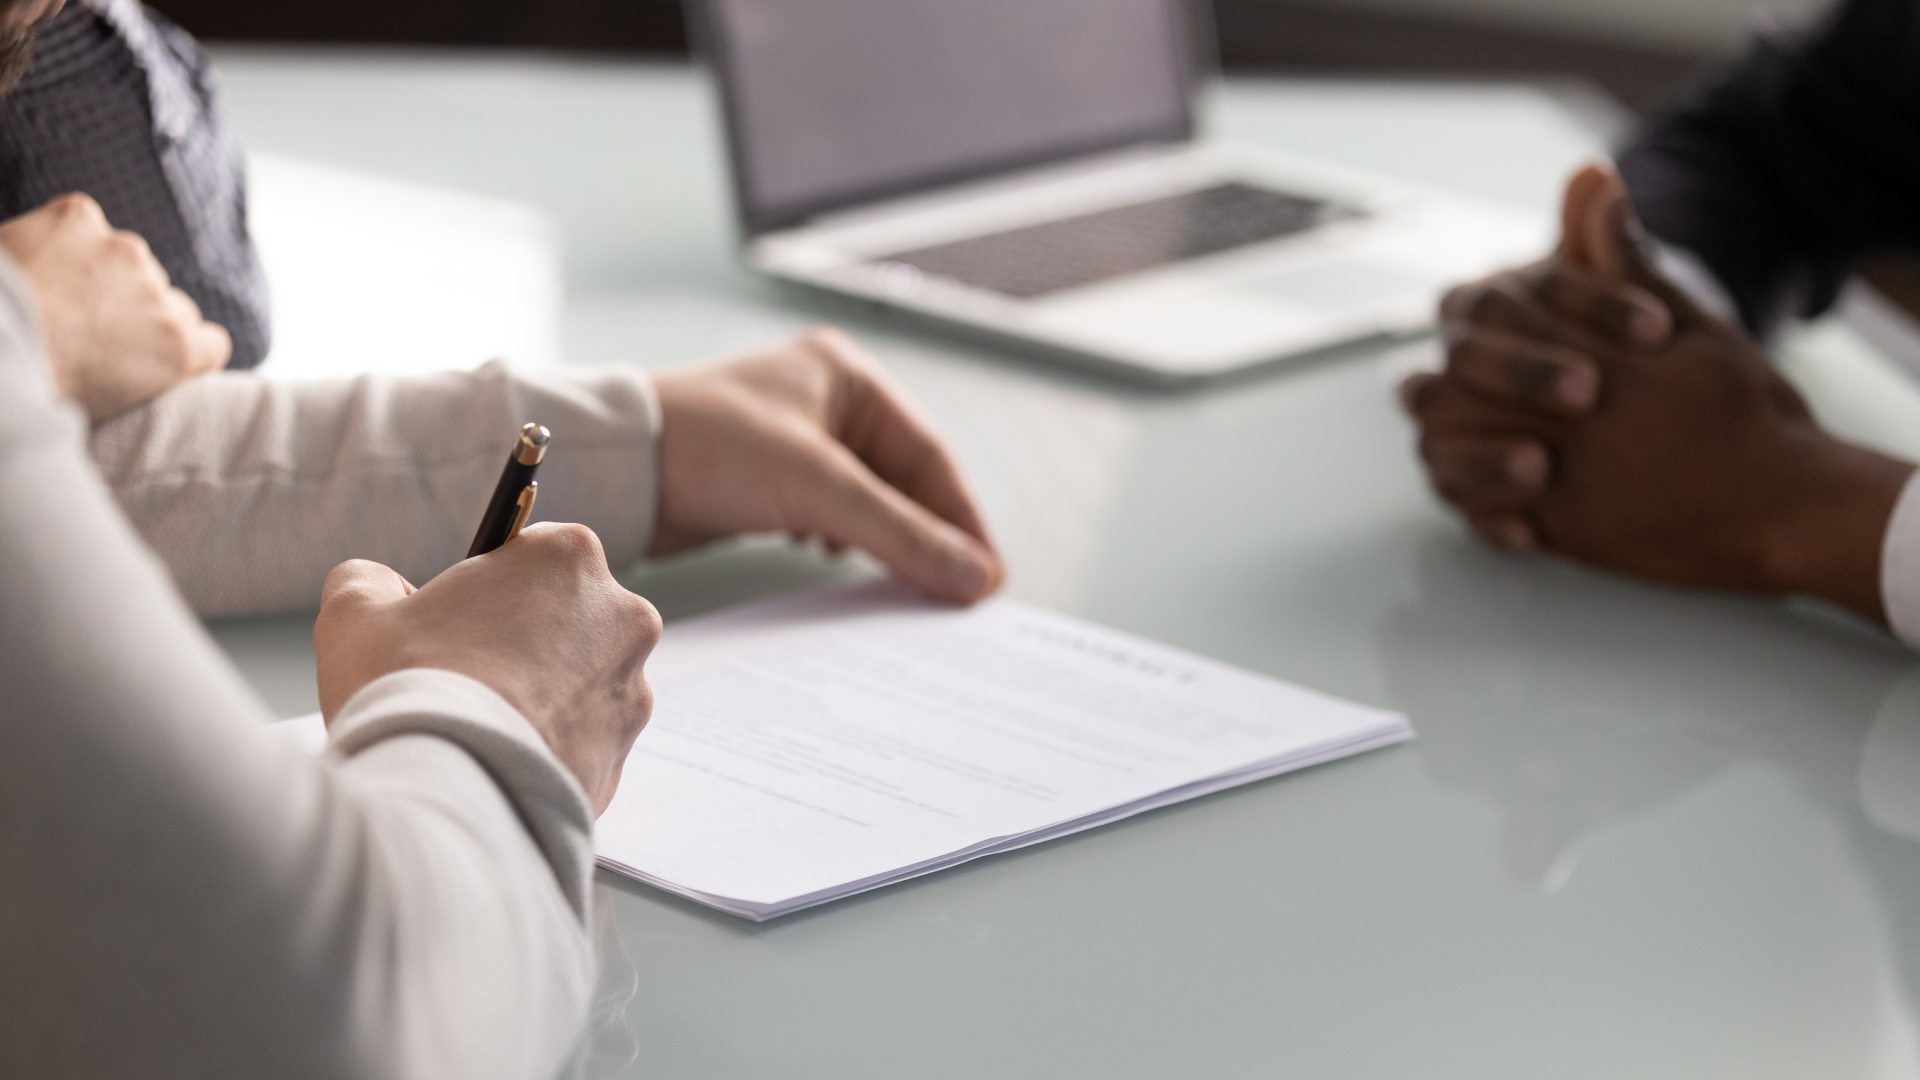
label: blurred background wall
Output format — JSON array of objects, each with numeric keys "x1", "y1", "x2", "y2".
[{"x1": 150, "y1": 0, "x2": 1821, "y2": 112}]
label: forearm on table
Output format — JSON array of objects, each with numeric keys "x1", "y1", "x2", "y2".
[
  {"x1": 90, "y1": 360, "x2": 663, "y2": 616},
  {"x1": 1755, "y1": 438, "x2": 1916, "y2": 631}
]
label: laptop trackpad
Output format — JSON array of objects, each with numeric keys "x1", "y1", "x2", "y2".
[
  {"x1": 1229, "y1": 258, "x2": 1438, "y2": 313},
  {"x1": 1031, "y1": 256, "x2": 1439, "y2": 373}
]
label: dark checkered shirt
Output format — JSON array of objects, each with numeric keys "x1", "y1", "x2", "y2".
[{"x1": 0, "y1": 0, "x2": 268, "y2": 369}]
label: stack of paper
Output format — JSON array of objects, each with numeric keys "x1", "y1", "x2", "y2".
[{"x1": 595, "y1": 583, "x2": 1411, "y2": 920}]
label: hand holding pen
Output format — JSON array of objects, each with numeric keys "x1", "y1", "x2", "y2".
[{"x1": 316, "y1": 415, "x2": 662, "y2": 813}]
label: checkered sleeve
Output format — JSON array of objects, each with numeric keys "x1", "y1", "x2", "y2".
[{"x1": 0, "y1": 0, "x2": 270, "y2": 369}]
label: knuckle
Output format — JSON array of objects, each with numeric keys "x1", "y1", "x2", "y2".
[
  {"x1": 541, "y1": 521, "x2": 608, "y2": 566},
  {"x1": 1438, "y1": 282, "x2": 1480, "y2": 321},
  {"x1": 165, "y1": 284, "x2": 203, "y2": 317},
  {"x1": 1441, "y1": 333, "x2": 1484, "y2": 377},
  {"x1": 106, "y1": 230, "x2": 151, "y2": 261},
  {"x1": 1428, "y1": 474, "x2": 1469, "y2": 509},
  {"x1": 48, "y1": 193, "x2": 104, "y2": 226},
  {"x1": 1462, "y1": 283, "x2": 1516, "y2": 325},
  {"x1": 627, "y1": 679, "x2": 656, "y2": 736},
  {"x1": 1398, "y1": 372, "x2": 1440, "y2": 419},
  {"x1": 802, "y1": 324, "x2": 854, "y2": 358},
  {"x1": 1437, "y1": 314, "x2": 1474, "y2": 348},
  {"x1": 159, "y1": 318, "x2": 194, "y2": 362},
  {"x1": 1416, "y1": 431, "x2": 1443, "y2": 464},
  {"x1": 1443, "y1": 272, "x2": 1528, "y2": 325},
  {"x1": 198, "y1": 323, "x2": 233, "y2": 371},
  {"x1": 320, "y1": 560, "x2": 379, "y2": 606},
  {"x1": 1468, "y1": 516, "x2": 1510, "y2": 549},
  {"x1": 802, "y1": 324, "x2": 880, "y2": 377},
  {"x1": 628, "y1": 593, "x2": 664, "y2": 648}
]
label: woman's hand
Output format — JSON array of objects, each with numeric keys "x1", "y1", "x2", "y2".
[{"x1": 651, "y1": 328, "x2": 1004, "y2": 603}]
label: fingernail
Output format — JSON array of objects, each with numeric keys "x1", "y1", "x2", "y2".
[
  {"x1": 1506, "y1": 445, "x2": 1548, "y2": 488},
  {"x1": 1556, "y1": 365, "x2": 1599, "y2": 411}
]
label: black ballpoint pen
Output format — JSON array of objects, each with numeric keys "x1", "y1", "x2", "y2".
[{"x1": 467, "y1": 422, "x2": 549, "y2": 558}]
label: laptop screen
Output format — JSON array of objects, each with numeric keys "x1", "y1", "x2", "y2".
[{"x1": 702, "y1": 0, "x2": 1195, "y2": 234}]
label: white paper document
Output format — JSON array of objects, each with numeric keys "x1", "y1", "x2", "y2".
[{"x1": 595, "y1": 583, "x2": 1411, "y2": 920}]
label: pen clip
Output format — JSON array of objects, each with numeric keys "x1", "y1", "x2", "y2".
[{"x1": 506, "y1": 481, "x2": 538, "y2": 543}]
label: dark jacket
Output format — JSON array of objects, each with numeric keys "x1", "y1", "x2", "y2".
[
  {"x1": 0, "y1": 0, "x2": 269, "y2": 369},
  {"x1": 1618, "y1": 0, "x2": 1920, "y2": 338}
]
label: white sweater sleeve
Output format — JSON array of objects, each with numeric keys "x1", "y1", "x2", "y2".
[
  {"x1": 0, "y1": 255, "x2": 599, "y2": 1079},
  {"x1": 88, "y1": 359, "x2": 663, "y2": 617}
]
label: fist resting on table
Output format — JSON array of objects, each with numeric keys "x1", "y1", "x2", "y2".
[{"x1": 1, "y1": 193, "x2": 231, "y2": 424}]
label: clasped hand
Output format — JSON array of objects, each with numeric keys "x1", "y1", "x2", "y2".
[{"x1": 1401, "y1": 163, "x2": 1912, "y2": 622}]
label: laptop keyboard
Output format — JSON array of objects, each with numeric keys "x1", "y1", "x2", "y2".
[{"x1": 875, "y1": 182, "x2": 1353, "y2": 300}]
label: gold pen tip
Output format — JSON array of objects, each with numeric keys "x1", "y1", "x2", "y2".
[{"x1": 516, "y1": 423, "x2": 551, "y2": 466}]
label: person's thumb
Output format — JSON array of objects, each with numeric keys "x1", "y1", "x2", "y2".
[
  {"x1": 1582, "y1": 174, "x2": 1712, "y2": 328},
  {"x1": 1580, "y1": 167, "x2": 1643, "y2": 281},
  {"x1": 314, "y1": 560, "x2": 415, "y2": 721},
  {"x1": 1555, "y1": 161, "x2": 1617, "y2": 271},
  {"x1": 320, "y1": 559, "x2": 415, "y2": 612}
]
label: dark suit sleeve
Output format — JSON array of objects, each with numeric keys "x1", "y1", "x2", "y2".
[{"x1": 1616, "y1": 0, "x2": 1920, "y2": 337}]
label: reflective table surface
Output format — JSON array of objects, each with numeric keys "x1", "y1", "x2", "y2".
[{"x1": 206, "y1": 51, "x2": 1920, "y2": 1078}]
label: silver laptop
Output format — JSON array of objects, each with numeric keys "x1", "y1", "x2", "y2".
[{"x1": 694, "y1": 0, "x2": 1543, "y2": 386}]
